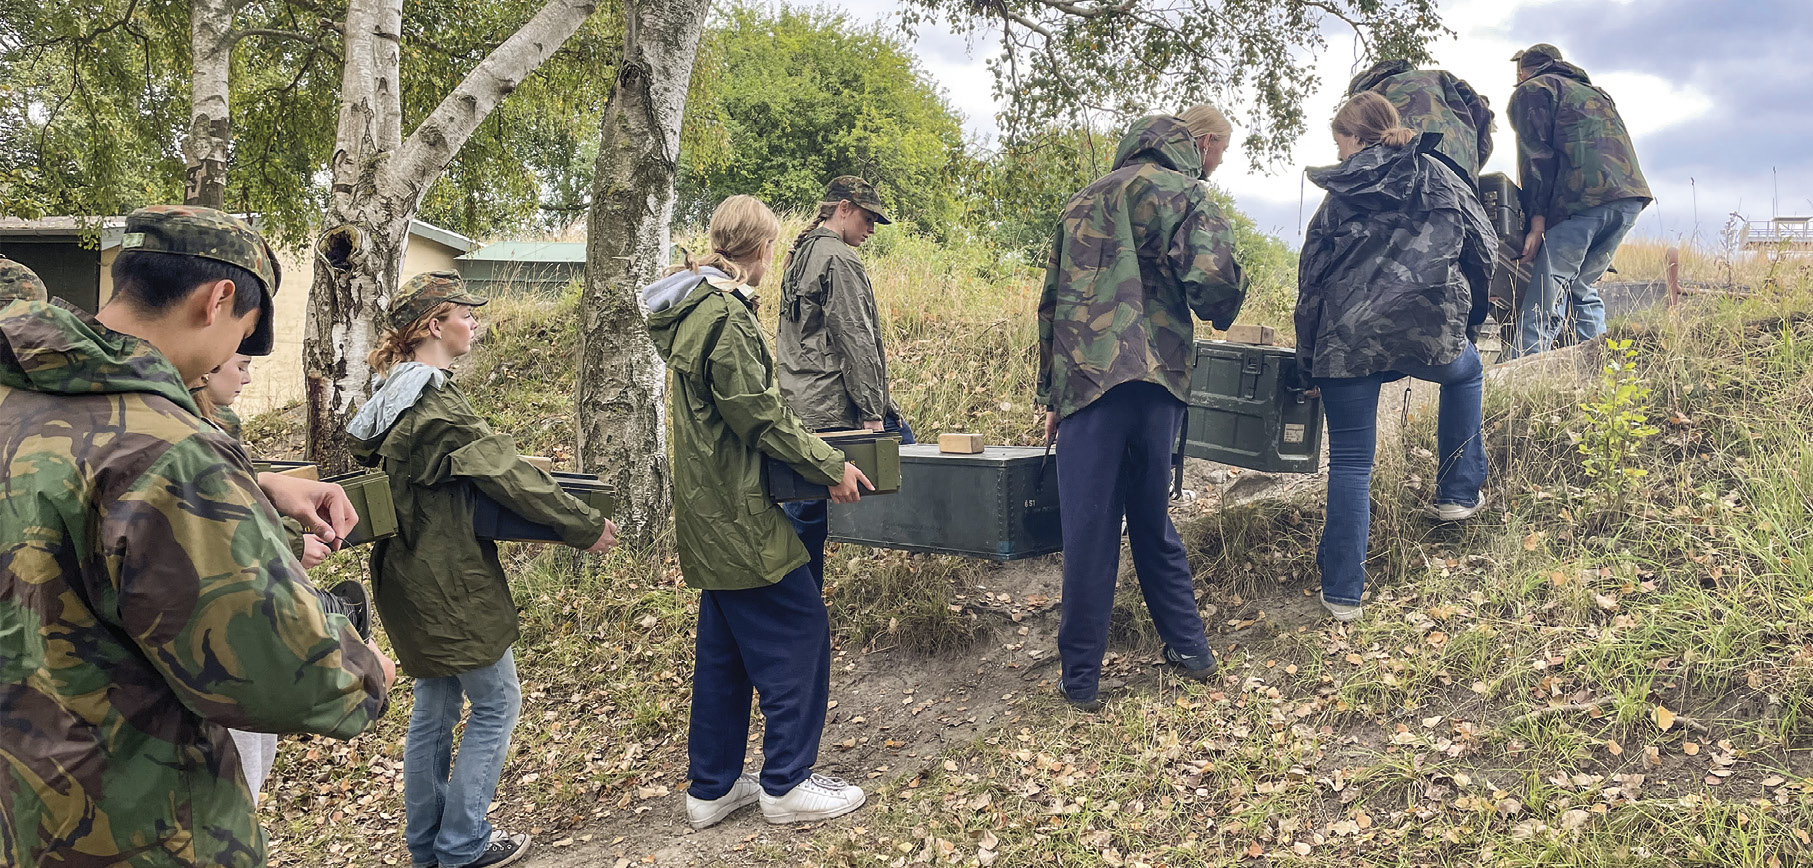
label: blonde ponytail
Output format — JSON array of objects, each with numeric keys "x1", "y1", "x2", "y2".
[
  {"x1": 1333, "y1": 92, "x2": 1418, "y2": 149},
  {"x1": 367, "y1": 301, "x2": 460, "y2": 374},
  {"x1": 1379, "y1": 126, "x2": 1417, "y2": 147},
  {"x1": 668, "y1": 194, "x2": 782, "y2": 286}
]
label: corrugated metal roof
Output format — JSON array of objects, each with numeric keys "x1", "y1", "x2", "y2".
[{"x1": 458, "y1": 241, "x2": 586, "y2": 263}]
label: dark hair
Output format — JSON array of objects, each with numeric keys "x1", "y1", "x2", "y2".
[{"x1": 112, "y1": 250, "x2": 262, "y2": 317}]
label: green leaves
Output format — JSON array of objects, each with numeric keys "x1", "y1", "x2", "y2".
[{"x1": 1577, "y1": 337, "x2": 1661, "y2": 506}]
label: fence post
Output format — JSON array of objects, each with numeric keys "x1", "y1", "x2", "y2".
[{"x1": 1665, "y1": 246, "x2": 1681, "y2": 308}]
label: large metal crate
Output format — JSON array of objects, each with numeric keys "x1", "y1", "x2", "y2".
[
  {"x1": 765, "y1": 431, "x2": 901, "y2": 502},
  {"x1": 473, "y1": 471, "x2": 615, "y2": 543},
  {"x1": 827, "y1": 445, "x2": 1060, "y2": 561},
  {"x1": 1184, "y1": 341, "x2": 1323, "y2": 473},
  {"x1": 1478, "y1": 172, "x2": 1525, "y2": 250}
]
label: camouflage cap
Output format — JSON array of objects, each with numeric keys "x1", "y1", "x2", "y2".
[
  {"x1": 1511, "y1": 43, "x2": 1563, "y2": 67},
  {"x1": 0, "y1": 255, "x2": 47, "y2": 303},
  {"x1": 823, "y1": 175, "x2": 892, "y2": 225},
  {"x1": 387, "y1": 270, "x2": 487, "y2": 329},
  {"x1": 120, "y1": 205, "x2": 282, "y2": 355}
]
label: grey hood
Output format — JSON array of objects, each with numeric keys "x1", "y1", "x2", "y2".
[{"x1": 642, "y1": 266, "x2": 728, "y2": 314}]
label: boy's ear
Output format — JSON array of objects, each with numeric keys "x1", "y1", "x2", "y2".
[{"x1": 196, "y1": 278, "x2": 237, "y2": 328}]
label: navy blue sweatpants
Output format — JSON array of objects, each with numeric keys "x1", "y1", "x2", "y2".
[
  {"x1": 1055, "y1": 382, "x2": 1210, "y2": 701},
  {"x1": 783, "y1": 415, "x2": 915, "y2": 585},
  {"x1": 688, "y1": 563, "x2": 831, "y2": 800}
]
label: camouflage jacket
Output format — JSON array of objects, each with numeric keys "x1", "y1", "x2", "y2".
[
  {"x1": 0, "y1": 300, "x2": 388, "y2": 868},
  {"x1": 1296, "y1": 135, "x2": 1498, "y2": 380},
  {"x1": 777, "y1": 228, "x2": 898, "y2": 430},
  {"x1": 1508, "y1": 61, "x2": 1652, "y2": 226},
  {"x1": 1347, "y1": 60, "x2": 1494, "y2": 184},
  {"x1": 1038, "y1": 115, "x2": 1247, "y2": 419}
]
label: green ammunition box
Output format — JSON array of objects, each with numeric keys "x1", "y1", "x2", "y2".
[
  {"x1": 764, "y1": 431, "x2": 901, "y2": 502},
  {"x1": 321, "y1": 470, "x2": 398, "y2": 546},
  {"x1": 251, "y1": 459, "x2": 319, "y2": 480},
  {"x1": 1184, "y1": 341, "x2": 1323, "y2": 474},
  {"x1": 827, "y1": 445, "x2": 1060, "y2": 561},
  {"x1": 473, "y1": 471, "x2": 617, "y2": 543}
]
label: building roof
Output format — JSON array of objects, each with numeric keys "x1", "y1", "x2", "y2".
[
  {"x1": 458, "y1": 241, "x2": 586, "y2": 263},
  {"x1": 408, "y1": 219, "x2": 479, "y2": 253}
]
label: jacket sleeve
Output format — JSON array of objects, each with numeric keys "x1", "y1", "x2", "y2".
[
  {"x1": 413, "y1": 388, "x2": 607, "y2": 550},
  {"x1": 1509, "y1": 82, "x2": 1559, "y2": 223},
  {"x1": 1293, "y1": 207, "x2": 1332, "y2": 376},
  {"x1": 709, "y1": 312, "x2": 847, "y2": 485},
  {"x1": 821, "y1": 258, "x2": 890, "y2": 422},
  {"x1": 1454, "y1": 173, "x2": 1500, "y2": 338},
  {"x1": 1455, "y1": 75, "x2": 1495, "y2": 167},
  {"x1": 1168, "y1": 197, "x2": 1247, "y2": 330},
  {"x1": 1036, "y1": 224, "x2": 1063, "y2": 410},
  {"x1": 103, "y1": 436, "x2": 386, "y2": 737}
]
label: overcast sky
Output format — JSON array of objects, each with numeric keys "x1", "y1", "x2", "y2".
[{"x1": 834, "y1": 0, "x2": 1809, "y2": 247}]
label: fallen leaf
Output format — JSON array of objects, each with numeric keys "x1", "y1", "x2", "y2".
[
  {"x1": 1682, "y1": 741, "x2": 1700, "y2": 756},
  {"x1": 1654, "y1": 706, "x2": 1676, "y2": 732}
]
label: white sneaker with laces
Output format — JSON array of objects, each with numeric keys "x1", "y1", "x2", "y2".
[
  {"x1": 1423, "y1": 496, "x2": 1486, "y2": 522},
  {"x1": 686, "y1": 773, "x2": 760, "y2": 830},
  {"x1": 1320, "y1": 592, "x2": 1363, "y2": 623},
  {"x1": 759, "y1": 773, "x2": 867, "y2": 824}
]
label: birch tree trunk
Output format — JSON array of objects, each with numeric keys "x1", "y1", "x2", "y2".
[
  {"x1": 576, "y1": 0, "x2": 710, "y2": 548},
  {"x1": 184, "y1": 0, "x2": 239, "y2": 208},
  {"x1": 304, "y1": 0, "x2": 599, "y2": 471}
]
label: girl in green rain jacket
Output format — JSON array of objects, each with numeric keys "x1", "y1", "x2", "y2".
[{"x1": 348, "y1": 271, "x2": 616, "y2": 868}]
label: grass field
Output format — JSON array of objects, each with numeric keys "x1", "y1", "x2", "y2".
[{"x1": 248, "y1": 230, "x2": 1813, "y2": 867}]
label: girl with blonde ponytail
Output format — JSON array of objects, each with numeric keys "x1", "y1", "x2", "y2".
[{"x1": 1294, "y1": 90, "x2": 1498, "y2": 624}]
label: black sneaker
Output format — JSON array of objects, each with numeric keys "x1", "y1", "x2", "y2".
[
  {"x1": 464, "y1": 831, "x2": 530, "y2": 868},
  {"x1": 323, "y1": 580, "x2": 372, "y2": 641},
  {"x1": 1057, "y1": 682, "x2": 1102, "y2": 713},
  {"x1": 1164, "y1": 646, "x2": 1218, "y2": 681}
]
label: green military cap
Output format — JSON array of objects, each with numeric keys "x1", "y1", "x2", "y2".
[
  {"x1": 120, "y1": 205, "x2": 283, "y2": 355},
  {"x1": 1511, "y1": 43, "x2": 1563, "y2": 67},
  {"x1": 823, "y1": 175, "x2": 892, "y2": 225},
  {"x1": 387, "y1": 270, "x2": 487, "y2": 329},
  {"x1": 0, "y1": 255, "x2": 47, "y2": 303}
]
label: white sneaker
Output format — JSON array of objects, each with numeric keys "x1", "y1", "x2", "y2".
[
  {"x1": 759, "y1": 773, "x2": 866, "y2": 824},
  {"x1": 1423, "y1": 496, "x2": 1486, "y2": 522},
  {"x1": 1320, "y1": 592, "x2": 1363, "y2": 623},
  {"x1": 686, "y1": 773, "x2": 760, "y2": 830}
]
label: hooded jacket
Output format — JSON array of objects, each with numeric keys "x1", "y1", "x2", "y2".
[
  {"x1": 1346, "y1": 60, "x2": 1495, "y2": 184},
  {"x1": 1038, "y1": 114, "x2": 1247, "y2": 419},
  {"x1": 777, "y1": 227, "x2": 898, "y2": 430},
  {"x1": 349, "y1": 367, "x2": 606, "y2": 678},
  {"x1": 1295, "y1": 135, "x2": 1498, "y2": 380},
  {"x1": 1508, "y1": 60, "x2": 1652, "y2": 226},
  {"x1": 645, "y1": 269, "x2": 846, "y2": 590},
  {"x1": 0, "y1": 299, "x2": 387, "y2": 868}
]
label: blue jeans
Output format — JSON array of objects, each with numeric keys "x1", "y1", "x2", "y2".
[
  {"x1": 1316, "y1": 344, "x2": 1487, "y2": 606},
  {"x1": 1055, "y1": 382, "x2": 1210, "y2": 700},
  {"x1": 1508, "y1": 198, "x2": 1646, "y2": 358},
  {"x1": 405, "y1": 650, "x2": 522, "y2": 868},
  {"x1": 783, "y1": 414, "x2": 915, "y2": 585},
  {"x1": 689, "y1": 564, "x2": 831, "y2": 799}
]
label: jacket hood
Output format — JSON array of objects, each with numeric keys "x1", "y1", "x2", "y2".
[
  {"x1": 645, "y1": 268, "x2": 746, "y2": 368},
  {"x1": 1111, "y1": 115, "x2": 1204, "y2": 180},
  {"x1": 1530, "y1": 58, "x2": 1592, "y2": 85},
  {"x1": 0, "y1": 299, "x2": 199, "y2": 413},
  {"x1": 1306, "y1": 131, "x2": 1444, "y2": 210},
  {"x1": 1346, "y1": 59, "x2": 1414, "y2": 96},
  {"x1": 346, "y1": 361, "x2": 448, "y2": 443}
]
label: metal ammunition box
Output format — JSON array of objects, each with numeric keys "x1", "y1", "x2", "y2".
[
  {"x1": 827, "y1": 445, "x2": 1061, "y2": 561},
  {"x1": 321, "y1": 470, "x2": 398, "y2": 546},
  {"x1": 1478, "y1": 173, "x2": 1525, "y2": 249},
  {"x1": 473, "y1": 471, "x2": 616, "y2": 543},
  {"x1": 1184, "y1": 341, "x2": 1323, "y2": 474},
  {"x1": 765, "y1": 431, "x2": 902, "y2": 502},
  {"x1": 252, "y1": 460, "x2": 319, "y2": 480}
]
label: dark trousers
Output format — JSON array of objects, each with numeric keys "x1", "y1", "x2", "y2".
[
  {"x1": 688, "y1": 564, "x2": 831, "y2": 799},
  {"x1": 1056, "y1": 382, "x2": 1210, "y2": 701},
  {"x1": 783, "y1": 415, "x2": 915, "y2": 585}
]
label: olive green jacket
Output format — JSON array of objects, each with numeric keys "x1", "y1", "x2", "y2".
[
  {"x1": 644, "y1": 270, "x2": 846, "y2": 590},
  {"x1": 350, "y1": 378, "x2": 606, "y2": 677},
  {"x1": 777, "y1": 227, "x2": 898, "y2": 429}
]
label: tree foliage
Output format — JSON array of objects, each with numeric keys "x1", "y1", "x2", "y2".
[{"x1": 677, "y1": 3, "x2": 966, "y2": 235}]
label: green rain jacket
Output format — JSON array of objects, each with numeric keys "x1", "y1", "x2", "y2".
[
  {"x1": 1038, "y1": 114, "x2": 1248, "y2": 419},
  {"x1": 644, "y1": 270, "x2": 846, "y2": 590},
  {"x1": 350, "y1": 374, "x2": 606, "y2": 678},
  {"x1": 777, "y1": 227, "x2": 898, "y2": 430},
  {"x1": 0, "y1": 299, "x2": 387, "y2": 868}
]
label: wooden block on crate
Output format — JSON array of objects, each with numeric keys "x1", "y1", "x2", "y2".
[
  {"x1": 938, "y1": 432, "x2": 986, "y2": 454},
  {"x1": 252, "y1": 460, "x2": 319, "y2": 481},
  {"x1": 522, "y1": 455, "x2": 555, "y2": 473},
  {"x1": 1223, "y1": 324, "x2": 1276, "y2": 346}
]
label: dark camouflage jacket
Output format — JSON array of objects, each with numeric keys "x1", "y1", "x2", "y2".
[
  {"x1": 1296, "y1": 135, "x2": 1497, "y2": 380},
  {"x1": 778, "y1": 228, "x2": 897, "y2": 430},
  {"x1": 1038, "y1": 114, "x2": 1247, "y2": 418},
  {"x1": 1508, "y1": 61, "x2": 1652, "y2": 226},
  {"x1": 0, "y1": 300, "x2": 388, "y2": 868},
  {"x1": 1347, "y1": 60, "x2": 1494, "y2": 184}
]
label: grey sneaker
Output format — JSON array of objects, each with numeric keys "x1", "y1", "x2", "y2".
[
  {"x1": 1057, "y1": 682, "x2": 1102, "y2": 712},
  {"x1": 1320, "y1": 592, "x2": 1363, "y2": 623},
  {"x1": 759, "y1": 774, "x2": 866, "y2": 824},
  {"x1": 464, "y1": 830, "x2": 530, "y2": 868},
  {"x1": 1163, "y1": 646, "x2": 1218, "y2": 681},
  {"x1": 686, "y1": 773, "x2": 760, "y2": 830},
  {"x1": 1423, "y1": 496, "x2": 1486, "y2": 523}
]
